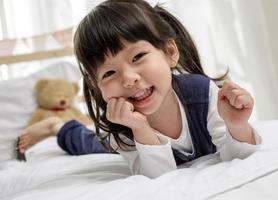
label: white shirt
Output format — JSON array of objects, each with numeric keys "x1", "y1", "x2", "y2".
[{"x1": 110, "y1": 81, "x2": 262, "y2": 178}]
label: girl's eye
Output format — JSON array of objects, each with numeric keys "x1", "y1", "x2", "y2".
[
  {"x1": 102, "y1": 70, "x2": 115, "y2": 79},
  {"x1": 132, "y1": 52, "x2": 146, "y2": 63}
]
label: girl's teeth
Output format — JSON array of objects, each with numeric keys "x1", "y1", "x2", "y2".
[
  {"x1": 131, "y1": 87, "x2": 152, "y2": 101},
  {"x1": 133, "y1": 89, "x2": 148, "y2": 98}
]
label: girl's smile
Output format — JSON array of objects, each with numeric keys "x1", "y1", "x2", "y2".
[{"x1": 128, "y1": 86, "x2": 155, "y2": 108}]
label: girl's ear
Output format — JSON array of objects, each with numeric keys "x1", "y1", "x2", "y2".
[{"x1": 165, "y1": 40, "x2": 179, "y2": 68}]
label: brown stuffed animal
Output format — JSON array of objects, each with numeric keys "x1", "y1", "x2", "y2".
[{"x1": 28, "y1": 78, "x2": 91, "y2": 126}]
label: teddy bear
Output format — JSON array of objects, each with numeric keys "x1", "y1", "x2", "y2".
[{"x1": 28, "y1": 78, "x2": 91, "y2": 126}]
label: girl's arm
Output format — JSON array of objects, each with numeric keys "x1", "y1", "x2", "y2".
[
  {"x1": 106, "y1": 97, "x2": 160, "y2": 145},
  {"x1": 109, "y1": 132, "x2": 177, "y2": 178},
  {"x1": 217, "y1": 81, "x2": 256, "y2": 144},
  {"x1": 208, "y1": 81, "x2": 262, "y2": 161},
  {"x1": 106, "y1": 97, "x2": 177, "y2": 178}
]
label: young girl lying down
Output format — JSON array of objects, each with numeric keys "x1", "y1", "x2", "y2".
[{"x1": 18, "y1": 0, "x2": 261, "y2": 178}]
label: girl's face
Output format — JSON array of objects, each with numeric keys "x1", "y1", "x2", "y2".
[{"x1": 96, "y1": 40, "x2": 179, "y2": 116}]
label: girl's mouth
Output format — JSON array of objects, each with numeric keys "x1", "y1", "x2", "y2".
[{"x1": 128, "y1": 86, "x2": 155, "y2": 107}]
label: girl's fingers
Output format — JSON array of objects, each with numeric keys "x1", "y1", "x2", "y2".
[
  {"x1": 106, "y1": 98, "x2": 116, "y2": 120},
  {"x1": 121, "y1": 101, "x2": 134, "y2": 117},
  {"x1": 222, "y1": 80, "x2": 240, "y2": 89},
  {"x1": 228, "y1": 89, "x2": 246, "y2": 106},
  {"x1": 219, "y1": 81, "x2": 254, "y2": 110},
  {"x1": 234, "y1": 94, "x2": 254, "y2": 109},
  {"x1": 221, "y1": 81, "x2": 239, "y2": 100},
  {"x1": 221, "y1": 81, "x2": 251, "y2": 106},
  {"x1": 106, "y1": 97, "x2": 133, "y2": 123},
  {"x1": 217, "y1": 89, "x2": 226, "y2": 102},
  {"x1": 115, "y1": 97, "x2": 127, "y2": 120}
]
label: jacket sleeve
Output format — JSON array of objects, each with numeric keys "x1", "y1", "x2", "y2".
[
  {"x1": 109, "y1": 131, "x2": 177, "y2": 178},
  {"x1": 57, "y1": 120, "x2": 111, "y2": 155}
]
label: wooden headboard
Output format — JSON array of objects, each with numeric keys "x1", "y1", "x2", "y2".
[
  {"x1": 0, "y1": 47, "x2": 74, "y2": 65},
  {"x1": 0, "y1": 27, "x2": 75, "y2": 65}
]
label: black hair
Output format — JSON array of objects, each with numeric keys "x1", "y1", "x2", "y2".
[{"x1": 74, "y1": 0, "x2": 226, "y2": 150}]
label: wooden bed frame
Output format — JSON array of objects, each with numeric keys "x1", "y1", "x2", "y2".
[
  {"x1": 0, "y1": 31, "x2": 83, "y2": 99},
  {"x1": 0, "y1": 47, "x2": 74, "y2": 65},
  {"x1": 0, "y1": 27, "x2": 75, "y2": 65}
]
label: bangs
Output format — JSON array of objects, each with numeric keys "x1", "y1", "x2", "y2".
[{"x1": 74, "y1": 2, "x2": 163, "y2": 73}]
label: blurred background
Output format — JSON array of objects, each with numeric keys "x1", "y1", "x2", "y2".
[{"x1": 0, "y1": 0, "x2": 277, "y2": 121}]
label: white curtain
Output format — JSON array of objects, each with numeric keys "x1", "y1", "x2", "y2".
[
  {"x1": 210, "y1": 0, "x2": 278, "y2": 121},
  {"x1": 0, "y1": 0, "x2": 89, "y2": 79},
  {"x1": 164, "y1": 0, "x2": 278, "y2": 121},
  {"x1": 1, "y1": 0, "x2": 89, "y2": 38},
  {"x1": 0, "y1": 0, "x2": 277, "y2": 121}
]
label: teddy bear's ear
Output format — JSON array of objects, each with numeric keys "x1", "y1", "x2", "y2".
[
  {"x1": 35, "y1": 79, "x2": 49, "y2": 92},
  {"x1": 72, "y1": 82, "x2": 79, "y2": 94}
]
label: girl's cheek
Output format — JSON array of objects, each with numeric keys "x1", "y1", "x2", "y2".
[
  {"x1": 97, "y1": 84, "x2": 108, "y2": 103},
  {"x1": 99, "y1": 89, "x2": 109, "y2": 103},
  {"x1": 99, "y1": 86, "x2": 114, "y2": 103},
  {"x1": 99, "y1": 80, "x2": 121, "y2": 102}
]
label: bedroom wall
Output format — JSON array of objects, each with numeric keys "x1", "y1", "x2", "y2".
[
  {"x1": 256, "y1": 0, "x2": 278, "y2": 120},
  {"x1": 261, "y1": 0, "x2": 278, "y2": 83}
]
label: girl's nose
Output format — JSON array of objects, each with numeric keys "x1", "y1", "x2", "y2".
[{"x1": 122, "y1": 70, "x2": 141, "y2": 89}]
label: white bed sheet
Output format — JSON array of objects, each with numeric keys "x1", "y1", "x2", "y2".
[{"x1": 1, "y1": 120, "x2": 278, "y2": 200}]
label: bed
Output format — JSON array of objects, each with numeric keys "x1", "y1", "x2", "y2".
[
  {"x1": 0, "y1": 120, "x2": 278, "y2": 200},
  {"x1": 1, "y1": 47, "x2": 278, "y2": 200}
]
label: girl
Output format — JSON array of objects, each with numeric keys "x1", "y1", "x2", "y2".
[{"x1": 18, "y1": 0, "x2": 261, "y2": 178}]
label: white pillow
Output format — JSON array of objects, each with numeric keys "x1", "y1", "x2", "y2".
[{"x1": 0, "y1": 61, "x2": 82, "y2": 162}]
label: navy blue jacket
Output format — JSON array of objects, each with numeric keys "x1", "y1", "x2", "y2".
[{"x1": 57, "y1": 74, "x2": 216, "y2": 165}]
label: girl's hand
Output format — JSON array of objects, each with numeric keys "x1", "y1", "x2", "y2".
[
  {"x1": 217, "y1": 81, "x2": 254, "y2": 126},
  {"x1": 106, "y1": 97, "x2": 148, "y2": 129},
  {"x1": 106, "y1": 97, "x2": 160, "y2": 145}
]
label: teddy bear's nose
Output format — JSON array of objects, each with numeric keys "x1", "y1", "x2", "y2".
[{"x1": 60, "y1": 100, "x2": 66, "y2": 106}]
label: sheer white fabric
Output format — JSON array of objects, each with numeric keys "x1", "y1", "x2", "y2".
[{"x1": 0, "y1": 0, "x2": 277, "y2": 120}]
